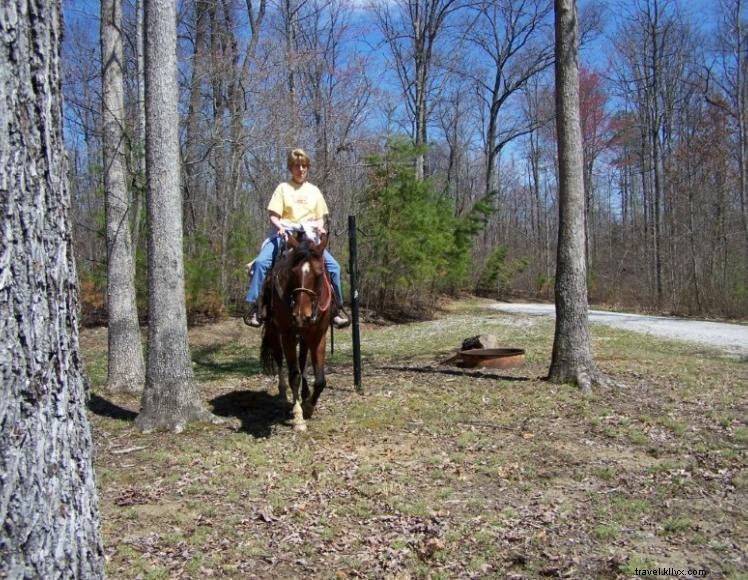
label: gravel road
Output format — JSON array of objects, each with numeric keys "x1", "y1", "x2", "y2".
[{"x1": 492, "y1": 302, "x2": 748, "y2": 357}]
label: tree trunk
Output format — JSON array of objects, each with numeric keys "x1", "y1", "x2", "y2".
[
  {"x1": 652, "y1": 120, "x2": 665, "y2": 309},
  {"x1": 101, "y1": 0, "x2": 146, "y2": 392},
  {"x1": 413, "y1": 1, "x2": 427, "y2": 181},
  {"x1": 649, "y1": 0, "x2": 666, "y2": 309},
  {"x1": 548, "y1": 0, "x2": 604, "y2": 394},
  {"x1": 132, "y1": 0, "x2": 147, "y2": 252},
  {"x1": 136, "y1": 0, "x2": 216, "y2": 432},
  {"x1": 0, "y1": 0, "x2": 104, "y2": 575},
  {"x1": 735, "y1": 0, "x2": 748, "y2": 270}
]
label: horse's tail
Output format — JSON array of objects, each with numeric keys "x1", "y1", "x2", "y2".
[{"x1": 260, "y1": 322, "x2": 279, "y2": 375}]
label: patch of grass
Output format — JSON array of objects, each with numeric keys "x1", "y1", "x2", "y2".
[
  {"x1": 184, "y1": 556, "x2": 207, "y2": 577},
  {"x1": 192, "y1": 343, "x2": 263, "y2": 381},
  {"x1": 594, "y1": 467, "x2": 617, "y2": 481},
  {"x1": 647, "y1": 460, "x2": 684, "y2": 475},
  {"x1": 111, "y1": 545, "x2": 169, "y2": 580},
  {"x1": 733, "y1": 427, "x2": 748, "y2": 444},
  {"x1": 392, "y1": 498, "x2": 432, "y2": 518},
  {"x1": 620, "y1": 555, "x2": 656, "y2": 576},
  {"x1": 721, "y1": 565, "x2": 748, "y2": 579},
  {"x1": 610, "y1": 496, "x2": 651, "y2": 521},
  {"x1": 626, "y1": 428, "x2": 649, "y2": 445},
  {"x1": 603, "y1": 426, "x2": 620, "y2": 439},
  {"x1": 456, "y1": 430, "x2": 478, "y2": 450},
  {"x1": 658, "y1": 415, "x2": 687, "y2": 436},
  {"x1": 82, "y1": 350, "x2": 108, "y2": 389},
  {"x1": 593, "y1": 523, "x2": 618, "y2": 540},
  {"x1": 662, "y1": 517, "x2": 692, "y2": 534}
]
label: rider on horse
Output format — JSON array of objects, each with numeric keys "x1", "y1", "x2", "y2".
[{"x1": 244, "y1": 148, "x2": 350, "y2": 329}]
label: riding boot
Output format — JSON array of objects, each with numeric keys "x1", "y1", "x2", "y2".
[
  {"x1": 332, "y1": 300, "x2": 351, "y2": 329},
  {"x1": 243, "y1": 302, "x2": 262, "y2": 328}
]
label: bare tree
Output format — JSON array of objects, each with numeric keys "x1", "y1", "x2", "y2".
[
  {"x1": 101, "y1": 0, "x2": 146, "y2": 392},
  {"x1": 62, "y1": 11, "x2": 108, "y2": 316},
  {"x1": 135, "y1": 0, "x2": 217, "y2": 432},
  {"x1": 612, "y1": 0, "x2": 687, "y2": 308},
  {"x1": 0, "y1": 0, "x2": 104, "y2": 575},
  {"x1": 521, "y1": 76, "x2": 556, "y2": 287},
  {"x1": 548, "y1": 0, "x2": 605, "y2": 393},
  {"x1": 708, "y1": 0, "x2": 748, "y2": 261},
  {"x1": 295, "y1": 0, "x2": 370, "y2": 190},
  {"x1": 466, "y1": 0, "x2": 554, "y2": 196},
  {"x1": 579, "y1": 67, "x2": 612, "y2": 269},
  {"x1": 183, "y1": 0, "x2": 210, "y2": 238},
  {"x1": 374, "y1": 0, "x2": 463, "y2": 179}
]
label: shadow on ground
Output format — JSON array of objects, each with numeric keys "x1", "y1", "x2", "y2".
[
  {"x1": 210, "y1": 390, "x2": 292, "y2": 438},
  {"x1": 192, "y1": 344, "x2": 263, "y2": 381},
  {"x1": 377, "y1": 365, "x2": 535, "y2": 382},
  {"x1": 88, "y1": 394, "x2": 138, "y2": 421}
]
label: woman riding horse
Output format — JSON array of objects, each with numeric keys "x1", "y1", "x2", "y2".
[{"x1": 244, "y1": 148, "x2": 349, "y2": 329}]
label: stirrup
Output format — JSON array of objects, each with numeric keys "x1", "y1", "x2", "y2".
[
  {"x1": 243, "y1": 306, "x2": 262, "y2": 328},
  {"x1": 332, "y1": 313, "x2": 350, "y2": 329}
]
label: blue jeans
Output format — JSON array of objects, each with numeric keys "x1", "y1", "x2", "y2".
[{"x1": 245, "y1": 235, "x2": 344, "y2": 305}]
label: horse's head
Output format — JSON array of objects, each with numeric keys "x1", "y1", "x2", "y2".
[{"x1": 285, "y1": 234, "x2": 330, "y2": 328}]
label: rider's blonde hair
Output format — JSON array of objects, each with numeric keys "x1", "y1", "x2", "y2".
[{"x1": 287, "y1": 148, "x2": 311, "y2": 170}]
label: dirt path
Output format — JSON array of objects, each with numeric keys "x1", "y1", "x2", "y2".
[{"x1": 492, "y1": 302, "x2": 748, "y2": 356}]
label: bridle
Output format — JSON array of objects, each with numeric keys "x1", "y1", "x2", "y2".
[
  {"x1": 288, "y1": 258, "x2": 332, "y2": 325},
  {"x1": 268, "y1": 231, "x2": 332, "y2": 327}
]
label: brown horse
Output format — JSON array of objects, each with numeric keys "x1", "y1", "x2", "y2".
[{"x1": 260, "y1": 233, "x2": 333, "y2": 431}]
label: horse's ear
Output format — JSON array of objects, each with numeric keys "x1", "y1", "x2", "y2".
[
  {"x1": 313, "y1": 233, "x2": 328, "y2": 253},
  {"x1": 286, "y1": 234, "x2": 299, "y2": 249}
]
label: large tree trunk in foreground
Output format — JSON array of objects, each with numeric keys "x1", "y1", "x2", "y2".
[
  {"x1": 0, "y1": 0, "x2": 104, "y2": 575},
  {"x1": 102, "y1": 0, "x2": 145, "y2": 393},
  {"x1": 136, "y1": 0, "x2": 216, "y2": 432},
  {"x1": 548, "y1": 0, "x2": 605, "y2": 394}
]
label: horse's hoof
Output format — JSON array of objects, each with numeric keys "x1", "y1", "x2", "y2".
[{"x1": 293, "y1": 422, "x2": 307, "y2": 432}]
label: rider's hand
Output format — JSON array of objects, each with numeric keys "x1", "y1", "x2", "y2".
[{"x1": 278, "y1": 226, "x2": 287, "y2": 239}]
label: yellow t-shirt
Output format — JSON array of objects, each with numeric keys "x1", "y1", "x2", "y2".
[{"x1": 267, "y1": 181, "x2": 329, "y2": 223}]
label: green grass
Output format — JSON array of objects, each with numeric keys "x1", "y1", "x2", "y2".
[{"x1": 662, "y1": 517, "x2": 692, "y2": 534}]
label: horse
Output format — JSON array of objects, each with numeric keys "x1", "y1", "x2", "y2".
[{"x1": 259, "y1": 232, "x2": 333, "y2": 431}]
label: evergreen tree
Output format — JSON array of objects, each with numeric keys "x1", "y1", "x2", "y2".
[{"x1": 360, "y1": 139, "x2": 484, "y2": 313}]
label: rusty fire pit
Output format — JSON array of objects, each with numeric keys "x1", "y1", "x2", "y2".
[{"x1": 458, "y1": 348, "x2": 526, "y2": 369}]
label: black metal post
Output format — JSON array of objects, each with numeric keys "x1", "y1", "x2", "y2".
[{"x1": 348, "y1": 215, "x2": 363, "y2": 393}]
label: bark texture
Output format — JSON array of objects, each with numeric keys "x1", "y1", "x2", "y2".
[
  {"x1": 0, "y1": 0, "x2": 104, "y2": 576},
  {"x1": 548, "y1": 0, "x2": 603, "y2": 394},
  {"x1": 102, "y1": 0, "x2": 146, "y2": 393},
  {"x1": 136, "y1": 0, "x2": 214, "y2": 432}
]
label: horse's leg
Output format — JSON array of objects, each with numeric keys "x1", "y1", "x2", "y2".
[
  {"x1": 299, "y1": 341, "x2": 310, "y2": 402},
  {"x1": 275, "y1": 334, "x2": 289, "y2": 402},
  {"x1": 282, "y1": 334, "x2": 306, "y2": 431},
  {"x1": 277, "y1": 368, "x2": 289, "y2": 402},
  {"x1": 302, "y1": 332, "x2": 327, "y2": 420}
]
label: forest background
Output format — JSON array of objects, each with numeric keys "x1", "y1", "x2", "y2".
[{"x1": 62, "y1": 0, "x2": 748, "y2": 323}]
